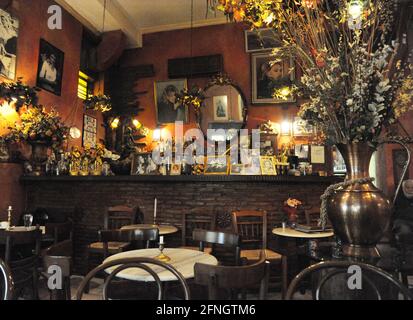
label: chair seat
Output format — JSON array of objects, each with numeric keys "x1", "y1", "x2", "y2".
[
  {"x1": 241, "y1": 249, "x2": 282, "y2": 263},
  {"x1": 88, "y1": 241, "x2": 130, "y2": 253},
  {"x1": 180, "y1": 246, "x2": 213, "y2": 254}
]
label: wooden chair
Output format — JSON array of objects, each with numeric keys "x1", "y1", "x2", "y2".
[
  {"x1": 99, "y1": 228, "x2": 159, "y2": 259},
  {"x1": 0, "y1": 259, "x2": 13, "y2": 300},
  {"x1": 192, "y1": 229, "x2": 241, "y2": 266},
  {"x1": 231, "y1": 210, "x2": 287, "y2": 297},
  {"x1": 44, "y1": 220, "x2": 73, "y2": 245},
  {"x1": 2, "y1": 228, "x2": 42, "y2": 300},
  {"x1": 76, "y1": 257, "x2": 190, "y2": 300},
  {"x1": 42, "y1": 239, "x2": 73, "y2": 300},
  {"x1": 180, "y1": 212, "x2": 216, "y2": 252},
  {"x1": 286, "y1": 260, "x2": 413, "y2": 300},
  {"x1": 194, "y1": 257, "x2": 270, "y2": 300}
]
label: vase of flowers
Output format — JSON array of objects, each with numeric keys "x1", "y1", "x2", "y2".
[
  {"x1": 6, "y1": 106, "x2": 68, "y2": 175},
  {"x1": 283, "y1": 198, "x2": 302, "y2": 226},
  {"x1": 218, "y1": 0, "x2": 413, "y2": 257}
]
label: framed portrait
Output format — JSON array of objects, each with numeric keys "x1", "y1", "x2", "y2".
[
  {"x1": 154, "y1": 79, "x2": 188, "y2": 124},
  {"x1": 0, "y1": 8, "x2": 18, "y2": 80},
  {"x1": 36, "y1": 39, "x2": 64, "y2": 96},
  {"x1": 260, "y1": 156, "x2": 277, "y2": 175},
  {"x1": 230, "y1": 163, "x2": 245, "y2": 175},
  {"x1": 213, "y1": 95, "x2": 229, "y2": 121},
  {"x1": 293, "y1": 117, "x2": 314, "y2": 136},
  {"x1": 251, "y1": 52, "x2": 295, "y2": 104},
  {"x1": 170, "y1": 163, "x2": 182, "y2": 176},
  {"x1": 82, "y1": 114, "x2": 97, "y2": 148},
  {"x1": 205, "y1": 156, "x2": 228, "y2": 175},
  {"x1": 245, "y1": 28, "x2": 280, "y2": 53},
  {"x1": 131, "y1": 153, "x2": 159, "y2": 175},
  {"x1": 295, "y1": 144, "x2": 309, "y2": 160}
]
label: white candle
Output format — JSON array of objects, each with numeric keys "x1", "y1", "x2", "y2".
[
  {"x1": 160, "y1": 236, "x2": 164, "y2": 244},
  {"x1": 154, "y1": 198, "x2": 157, "y2": 222}
]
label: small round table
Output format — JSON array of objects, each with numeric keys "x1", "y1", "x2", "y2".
[
  {"x1": 103, "y1": 248, "x2": 218, "y2": 282},
  {"x1": 272, "y1": 227, "x2": 334, "y2": 239},
  {"x1": 120, "y1": 224, "x2": 178, "y2": 236}
]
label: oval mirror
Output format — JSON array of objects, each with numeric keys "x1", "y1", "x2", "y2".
[{"x1": 199, "y1": 74, "x2": 248, "y2": 141}]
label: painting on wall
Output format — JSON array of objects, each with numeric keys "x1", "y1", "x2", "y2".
[
  {"x1": 251, "y1": 52, "x2": 295, "y2": 104},
  {"x1": 245, "y1": 28, "x2": 280, "y2": 53},
  {"x1": 0, "y1": 8, "x2": 19, "y2": 80},
  {"x1": 154, "y1": 79, "x2": 188, "y2": 124},
  {"x1": 82, "y1": 114, "x2": 97, "y2": 148},
  {"x1": 213, "y1": 95, "x2": 229, "y2": 121},
  {"x1": 36, "y1": 39, "x2": 64, "y2": 96}
]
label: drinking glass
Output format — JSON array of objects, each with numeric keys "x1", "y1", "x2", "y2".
[{"x1": 23, "y1": 214, "x2": 33, "y2": 228}]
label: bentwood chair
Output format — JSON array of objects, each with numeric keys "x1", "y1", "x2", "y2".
[
  {"x1": 231, "y1": 210, "x2": 287, "y2": 296},
  {"x1": 194, "y1": 257, "x2": 270, "y2": 300},
  {"x1": 286, "y1": 260, "x2": 413, "y2": 300},
  {"x1": 42, "y1": 239, "x2": 73, "y2": 300},
  {"x1": 76, "y1": 257, "x2": 190, "y2": 300},
  {"x1": 0, "y1": 259, "x2": 13, "y2": 300},
  {"x1": 180, "y1": 212, "x2": 216, "y2": 251}
]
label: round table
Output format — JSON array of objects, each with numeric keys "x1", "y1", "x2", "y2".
[
  {"x1": 120, "y1": 224, "x2": 178, "y2": 236},
  {"x1": 272, "y1": 227, "x2": 334, "y2": 239},
  {"x1": 103, "y1": 248, "x2": 218, "y2": 281}
]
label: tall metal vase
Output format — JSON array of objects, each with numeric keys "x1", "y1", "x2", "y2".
[
  {"x1": 326, "y1": 142, "x2": 392, "y2": 258},
  {"x1": 29, "y1": 140, "x2": 50, "y2": 176}
]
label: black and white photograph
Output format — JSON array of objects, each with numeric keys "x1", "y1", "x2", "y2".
[
  {"x1": 0, "y1": 8, "x2": 18, "y2": 79},
  {"x1": 154, "y1": 79, "x2": 188, "y2": 124},
  {"x1": 205, "y1": 156, "x2": 228, "y2": 175},
  {"x1": 251, "y1": 52, "x2": 295, "y2": 104},
  {"x1": 36, "y1": 39, "x2": 64, "y2": 96},
  {"x1": 82, "y1": 114, "x2": 97, "y2": 148},
  {"x1": 213, "y1": 95, "x2": 228, "y2": 121},
  {"x1": 245, "y1": 28, "x2": 280, "y2": 53},
  {"x1": 293, "y1": 117, "x2": 314, "y2": 136},
  {"x1": 295, "y1": 144, "x2": 309, "y2": 160},
  {"x1": 131, "y1": 153, "x2": 159, "y2": 175}
]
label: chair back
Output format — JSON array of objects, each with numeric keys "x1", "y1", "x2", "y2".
[
  {"x1": 194, "y1": 258, "x2": 270, "y2": 300},
  {"x1": 45, "y1": 221, "x2": 73, "y2": 244},
  {"x1": 182, "y1": 212, "x2": 216, "y2": 246},
  {"x1": 76, "y1": 257, "x2": 190, "y2": 300},
  {"x1": 231, "y1": 211, "x2": 267, "y2": 249},
  {"x1": 192, "y1": 229, "x2": 241, "y2": 265},
  {"x1": 0, "y1": 259, "x2": 13, "y2": 300},
  {"x1": 286, "y1": 260, "x2": 413, "y2": 300},
  {"x1": 104, "y1": 206, "x2": 137, "y2": 230},
  {"x1": 3, "y1": 228, "x2": 42, "y2": 264}
]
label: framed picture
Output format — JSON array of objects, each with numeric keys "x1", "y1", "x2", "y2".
[
  {"x1": 293, "y1": 117, "x2": 314, "y2": 136},
  {"x1": 213, "y1": 95, "x2": 229, "y2": 121},
  {"x1": 36, "y1": 39, "x2": 64, "y2": 96},
  {"x1": 205, "y1": 156, "x2": 228, "y2": 175},
  {"x1": 0, "y1": 8, "x2": 18, "y2": 80},
  {"x1": 82, "y1": 114, "x2": 97, "y2": 148},
  {"x1": 245, "y1": 28, "x2": 280, "y2": 53},
  {"x1": 154, "y1": 79, "x2": 188, "y2": 124},
  {"x1": 251, "y1": 52, "x2": 295, "y2": 104},
  {"x1": 310, "y1": 145, "x2": 326, "y2": 164},
  {"x1": 241, "y1": 149, "x2": 261, "y2": 175},
  {"x1": 260, "y1": 156, "x2": 277, "y2": 175},
  {"x1": 230, "y1": 163, "x2": 245, "y2": 175},
  {"x1": 131, "y1": 153, "x2": 159, "y2": 175},
  {"x1": 170, "y1": 163, "x2": 182, "y2": 176},
  {"x1": 295, "y1": 144, "x2": 309, "y2": 160},
  {"x1": 332, "y1": 146, "x2": 346, "y2": 175}
]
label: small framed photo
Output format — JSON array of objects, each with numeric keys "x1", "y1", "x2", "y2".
[
  {"x1": 230, "y1": 164, "x2": 245, "y2": 175},
  {"x1": 0, "y1": 8, "x2": 19, "y2": 80},
  {"x1": 82, "y1": 114, "x2": 97, "y2": 148},
  {"x1": 170, "y1": 163, "x2": 182, "y2": 176},
  {"x1": 36, "y1": 39, "x2": 64, "y2": 96},
  {"x1": 245, "y1": 28, "x2": 280, "y2": 53},
  {"x1": 260, "y1": 156, "x2": 277, "y2": 175},
  {"x1": 332, "y1": 146, "x2": 347, "y2": 175},
  {"x1": 205, "y1": 156, "x2": 228, "y2": 175},
  {"x1": 154, "y1": 79, "x2": 188, "y2": 124},
  {"x1": 131, "y1": 153, "x2": 159, "y2": 175},
  {"x1": 213, "y1": 95, "x2": 228, "y2": 121},
  {"x1": 295, "y1": 144, "x2": 309, "y2": 160},
  {"x1": 310, "y1": 145, "x2": 326, "y2": 164},
  {"x1": 293, "y1": 117, "x2": 314, "y2": 136}
]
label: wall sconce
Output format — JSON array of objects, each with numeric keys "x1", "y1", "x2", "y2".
[
  {"x1": 281, "y1": 121, "x2": 292, "y2": 136},
  {"x1": 110, "y1": 117, "x2": 120, "y2": 129},
  {"x1": 132, "y1": 119, "x2": 142, "y2": 129}
]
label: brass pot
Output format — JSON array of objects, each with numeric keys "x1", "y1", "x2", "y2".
[
  {"x1": 29, "y1": 140, "x2": 50, "y2": 176},
  {"x1": 326, "y1": 142, "x2": 392, "y2": 258}
]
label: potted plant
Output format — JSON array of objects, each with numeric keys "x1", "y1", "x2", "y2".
[{"x1": 218, "y1": 0, "x2": 413, "y2": 257}]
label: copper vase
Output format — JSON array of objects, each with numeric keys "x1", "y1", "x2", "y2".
[
  {"x1": 29, "y1": 140, "x2": 50, "y2": 176},
  {"x1": 326, "y1": 143, "x2": 392, "y2": 258}
]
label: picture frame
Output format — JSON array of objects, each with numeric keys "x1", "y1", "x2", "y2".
[
  {"x1": 204, "y1": 156, "x2": 229, "y2": 175},
  {"x1": 260, "y1": 156, "x2": 277, "y2": 175},
  {"x1": 82, "y1": 114, "x2": 97, "y2": 148},
  {"x1": 245, "y1": 28, "x2": 280, "y2": 53},
  {"x1": 251, "y1": 51, "x2": 295, "y2": 104},
  {"x1": 170, "y1": 163, "x2": 182, "y2": 176},
  {"x1": 154, "y1": 79, "x2": 188, "y2": 124},
  {"x1": 36, "y1": 39, "x2": 64, "y2": 96},
  {"x1": 295, "y1": 144, "x2": 309, "y2": 161},
  {"x1": 293, "y1": 117, "x2": 314, "y2": 136},
  {"x1": 332, "y1": 146, "x2": 346, "y2": 175},
  {"x1": 213, "y1": 95, "x2": 229, "y2": 121},
  {"x1": 131, "y1": 153, "x2": 159, "y2": 175},
  {"x1": 230, "y1": 163, "x2": 245, "y2": 175},
  {"x1": 0, "y1": 8, "x2": 18, "y2": 80},
  {"x1": 310, "y1": 145, "x2": 326, "y2": 164},
  {"x1": 241, "y1": 149, "x2": 262, "y2": 175}
]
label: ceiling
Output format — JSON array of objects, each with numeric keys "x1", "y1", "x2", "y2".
[{"x1": 56, "y1": 0, "x2": 227, "y2": 47}]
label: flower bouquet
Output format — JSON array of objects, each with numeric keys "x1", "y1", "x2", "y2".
[{"x1": 283, "y1": 197, "x2": 302, "y2": 224}]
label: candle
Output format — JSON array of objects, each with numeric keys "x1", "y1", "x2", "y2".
[
  {"x1": 154, "y1": 198, "x2": 157, "y2": 223},
  {"x1": 160, "y1": 236, "x2": 164, "y2": 244}
]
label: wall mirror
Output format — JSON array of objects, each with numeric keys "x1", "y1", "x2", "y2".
[{"x1": 199, "y1": 74, "x2": 248, "y2": 141}]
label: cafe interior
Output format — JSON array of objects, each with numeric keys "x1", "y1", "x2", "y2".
[{"x1": 0, "y1": 0, "x2": 413, "y2": 301}]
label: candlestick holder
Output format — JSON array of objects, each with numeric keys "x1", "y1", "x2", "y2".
[{"x1": 155, "y1": 242, "x2": 171, "y2": 262}]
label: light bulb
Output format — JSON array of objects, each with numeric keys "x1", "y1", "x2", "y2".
[
  {"x1": 0, "y1": 102, "x2": 16, "y2": 117},
  {"x1": 133, "y1": 119, "x2": 142, "y2": 129},
  {"x1": 153, "y1": 128, "x2": 162, "y2": 141},
  {"x1": 110, "y1": 118, "x2": 120, "y2": 129},
  {"x1": 281, "y1": 121, "x2": 291, "y2": 136},
  {"x1": 69, "y1": 127, "x2": 81, "y2": 139}
]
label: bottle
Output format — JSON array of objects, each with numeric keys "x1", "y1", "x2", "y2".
[{"x1": 7, "y1": 206, "x2": 12, "y2": 229}]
